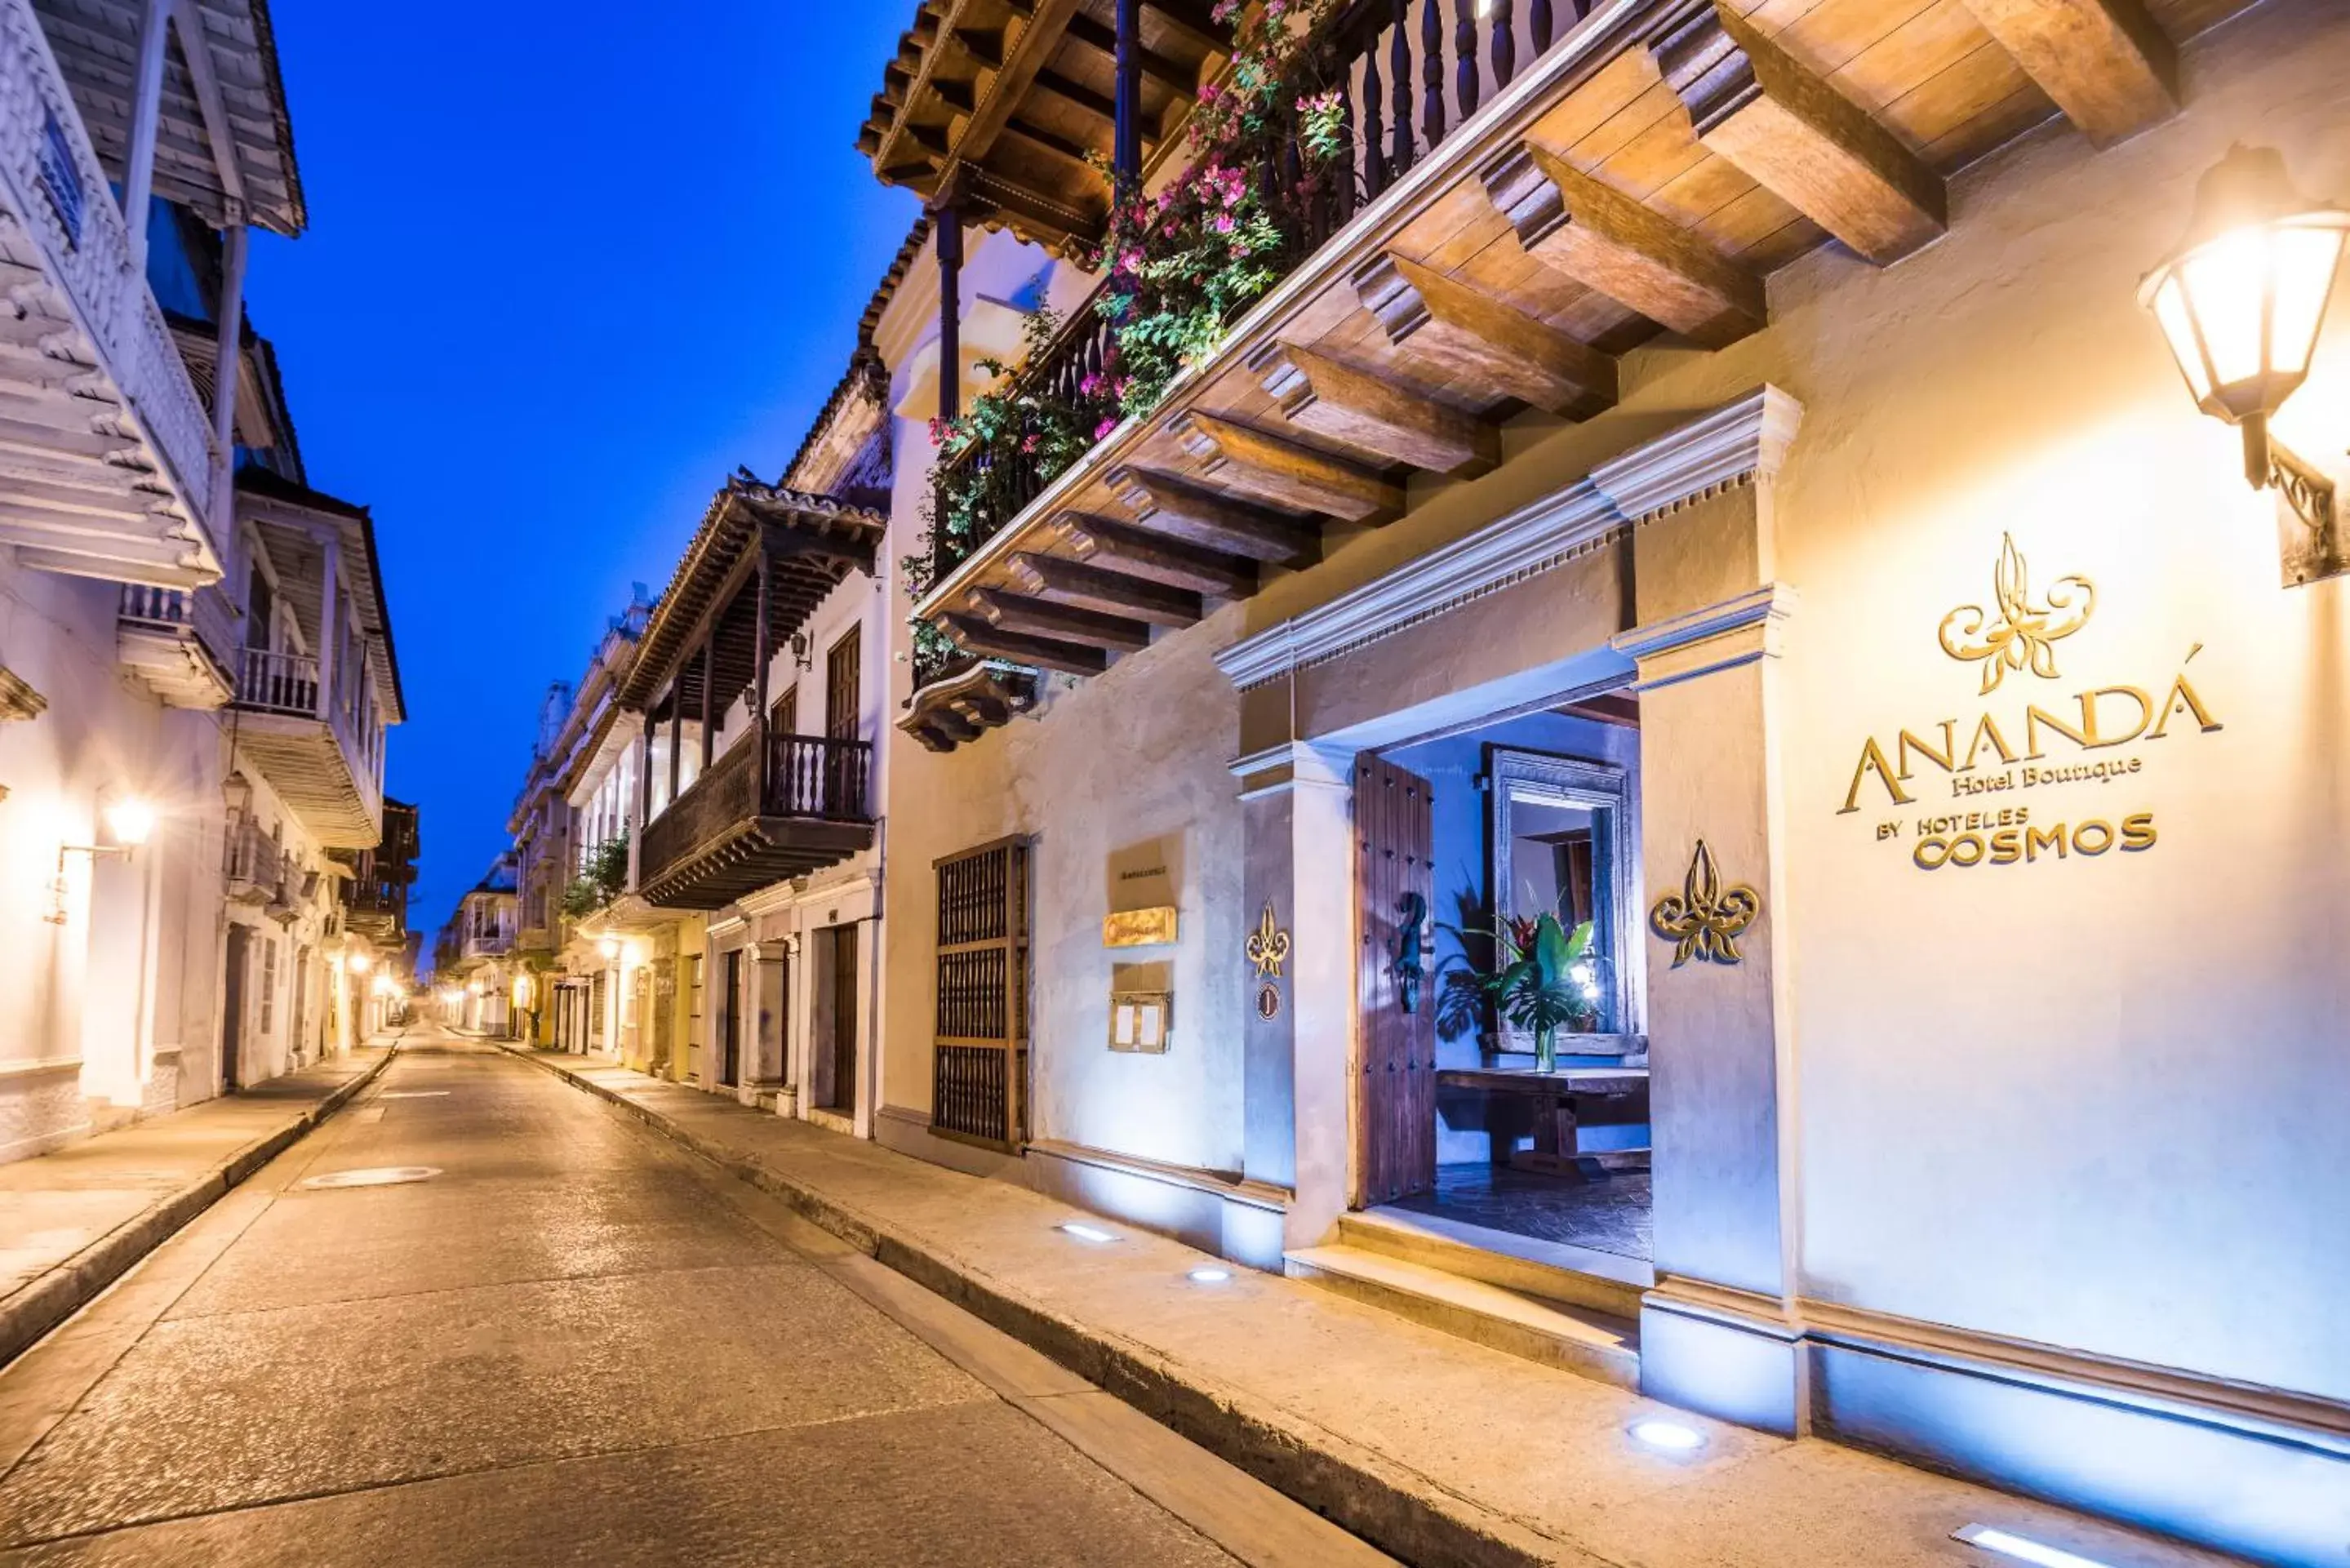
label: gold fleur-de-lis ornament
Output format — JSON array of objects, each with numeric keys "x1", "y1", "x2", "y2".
[
  {"x1": 1246, "y1": 903, "x2": 1291, "y2": 979},
  {"x1": 1649, "y1": 840, "x2": 1761, "y2": 968},
  {"x1": 1939, "y1": 533, "x2": 2096, "y2": 695}
]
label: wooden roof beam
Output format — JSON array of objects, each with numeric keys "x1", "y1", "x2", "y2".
[
  {"x1": 1658, "y1": 4, "x2": 1945, "y2": 267},
  {"x1": 1108, "y1": 466, "x2": 1322, "y2": 564},
  {"x1": 1248, "y1": 340, "x2": 1500, "y2": 478},
  {"x1": 1353, "y1": 252, "x2": 1617, "y2": 420},
  {"x1": 1144, "y1": 0, "x2": 1236, "y2": 55},
  {"x1": 941, "y1": 613, "x2": 1109, "y2": 675},
  {"x1": 1482, "y1": 143, "x2": 1766, "y2": 349},
  {"x1": 1054, "y1": 512, "x2": 1258, "y2": 597},
  {"x1": 1061, "y1": 13, "x2": 1196, "y2": 91},
  {"x1": 965, "y1": 585, "x2": 1153, "y2": 652},
  {"x1": 1166, "y1": 410, "x2": 1403, "y2": 523},
  {"x1": 1008, "y1": 550, "x2": 1204, "y2": 627},
  {"x1": 1955, "y1": 0, "x2": 2177, "y2": 149}
]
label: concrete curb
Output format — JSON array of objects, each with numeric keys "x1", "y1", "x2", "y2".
[
  {"x1": 0, "y1": 1046, "x2": 398, "y2": 1370},
  {"x1": 500, "y1": 1044, "x2": 1588, "y2": 1568}
]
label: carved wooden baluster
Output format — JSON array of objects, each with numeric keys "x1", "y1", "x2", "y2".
[
  {"x1": 1455, "y1": 0, "x2": 1479, "y2": 119},
  {"x1": 1492, "y1": 0, "x2": 1516, "y2": 87},
  {"x1": 1362, "y1": 47, "x2": 1388, "y2": 198},
  {"x1": 1421, "y1": 0, "x2": 1445, "y2": 148},
  {"x1": 1530, "y1": 0, "x2": 1553, "y2": 53},
  {"x1": 1388, "y1": 0, "x2": 1414, "y2": 177},
  {"x1": 1335, "y1": 71, "x2": 1360, "y2": 222}
]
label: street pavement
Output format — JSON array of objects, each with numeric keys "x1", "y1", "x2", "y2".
[{"x1": 0, "y1": 1030, "x2": 1388, "y2": 1566}]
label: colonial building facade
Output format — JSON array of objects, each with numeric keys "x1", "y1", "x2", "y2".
[
  {"x1": 491, "y1": 0, "x2": 2348, "y2": 1557},
  {"x1": 0, "y1": 0, "x2": 407, "y2": 1160}
]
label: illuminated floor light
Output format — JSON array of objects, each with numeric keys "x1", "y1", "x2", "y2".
[
  {"x1": 1627, "y1": 1418, "x2": 1706, "y2": 1453},
  {"x1": 1187, "y1": 1266, "x2": 1232, "y2": 1284},
  {"x1": 1953, "y1": 1526, "x2": 2116, "y2": 1568},
  {"x1": 298, "y1": 1166, "x2": 442, "y2": 1190},
  {"x1": 1059, "y1": 1221, "x2": 1118, "y2": 1244}
]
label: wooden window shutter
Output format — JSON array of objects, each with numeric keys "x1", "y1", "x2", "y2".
[
  {"x1": 930, "y1": 836, "x2": 1030, "y2": 1152},
  {"x1": 825, "y1": 628, "x2": 860, "y2": 741}
]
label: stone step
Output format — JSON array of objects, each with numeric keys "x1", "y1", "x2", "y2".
[
  {"x1": 1283, "y1": 1242, "x2": 1640, "y2": 1389},
  {"x1": 1337, "y1": 1206, "x2": 1650, "y2": 1321}
]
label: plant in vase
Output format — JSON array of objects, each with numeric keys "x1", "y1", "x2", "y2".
[{"x1": 1450, "y1": 910, "x2": 1601, "y2": 1074}]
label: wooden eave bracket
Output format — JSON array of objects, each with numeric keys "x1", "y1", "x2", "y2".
[
  {"x1": 1481, "y1": 142, "x2": 1766, "y2": 349},
  {"x1": 1008, "y1": 550, "x2": 1205, "y2": 628},
  {"x1": 1246, "y1": 340, "x2": 1500, "y2": 478},
  {"x1": 1953, "y1": 0, "x2": 2178, "y2": 149},
  {"x1": 1352, "y1": 252, "x2": 1619, "y2": 420},
  {"x1": 965, "y1": 584, "x2": 1153, "y2": 651},
  {"x1": 941, "y1": 611, "x2": 1108, "y2": 676},
  {"x1": 1656, "y1": 3, "x2": 1946, "y2": 266},
  {"x1": 1108, "y1": 463, "x2": 1326, "y2": 566},
  {"x1": 1162, "y1": 411, "x2": 1403, "y2": 525},
  {"x1": 0, "y1": 666, "x2": 47, "y2": 721},
  {"x1": 1053, "y1": 512, "x2": 1259, "y2": 598}
]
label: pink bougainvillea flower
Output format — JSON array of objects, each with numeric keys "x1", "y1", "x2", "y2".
[{"x1": 1095, "y1": 416, "x2": 1120, "y2": 440}]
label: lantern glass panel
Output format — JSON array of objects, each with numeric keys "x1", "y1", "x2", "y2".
[
  {"x1": 2181, "y1": 230, "x2": 2272, "y2": 392},
  {"x1": 2271, "y1": 224, "x2": 2347, "y2": 378},
  {"x1": 2151, "y1": 274, "x2": 2210, "y2": 403}
]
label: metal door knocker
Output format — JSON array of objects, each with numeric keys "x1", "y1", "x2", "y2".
[{"x1": 1390, "y1": 891, "x2": 1427, "y2": 1013}]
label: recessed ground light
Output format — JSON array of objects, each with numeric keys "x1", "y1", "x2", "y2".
[
  {"x1": 1058, "y1": 1221, "x2": 1117, "y2": 1244},
  {"x1": 298, "y1": 1166, "x2": 442, "y2": 1190},
  {"x1": 1627, "y1": 1418, "x2": 1706, "y2": 1453},
  {"x1": 1953, "y1": 1525, "x2": 2117, "y2": 1568},
  {"x1": 1187, "y1": 1266, "x2": 1232, "y2": 1284},
  {"x1": 377, "y1": 1090, "x2": 450, "y2": 1099}
]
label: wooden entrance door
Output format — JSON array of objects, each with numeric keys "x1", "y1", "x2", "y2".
[
  {"x1": 823, "y1": 924, "x2": 859, "y2": 1113},
  {"x1": 720, "y1": 948, "x2": 742, "y2": 1086},
  {"x1": 1356, "y1": 755, "x2": 1437, "y2": 1206},
  {"x1": 221, "y1": 926, "x2": 248, "y2": 1090}
]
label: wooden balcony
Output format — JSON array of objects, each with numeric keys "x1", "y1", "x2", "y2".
[
  {"x1": 638, "y1": 734, "x2": 876, "y2": 912},
  {"x1": 908, "y1": 0, "x2": 2238, "y2": 712},
  {"x1": 231, "y1": 646, "x2": 384, "y2": 850},
  {"x1": 0, "y1": 0, "x2": 225, "y2": 584},
  {"x1": 117, "y1": 583, "x2": 237, "y2": 708}
]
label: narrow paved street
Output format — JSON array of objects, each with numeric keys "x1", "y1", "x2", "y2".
[{"x1": 0, "y1": 1030, "x2": 1385, "y2": 1566}]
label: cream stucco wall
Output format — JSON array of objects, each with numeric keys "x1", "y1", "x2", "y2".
[{"x1": 1217, "y1": 0, "x2": 2349, "y2": 1403}]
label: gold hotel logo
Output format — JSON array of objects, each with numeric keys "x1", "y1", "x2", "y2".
[{"x1": 1840, "y1": 534, "x2": 2223, "y2": 870}]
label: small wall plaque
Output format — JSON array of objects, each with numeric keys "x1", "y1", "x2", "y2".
[
  {"x1": 1102, "y1": 906, "x2": 1179, "y2": 948},
  {"x1": 1110, "y1": 990, "x2": 1171, "y2": 1054}
]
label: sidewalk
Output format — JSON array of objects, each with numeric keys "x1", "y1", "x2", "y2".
[
  {"x1": 0, "y1": 1045, "x2": 393, "y2": 1366},
  {"x1": 504, "y1": 1046, "x2": 2232, "y2": 1568}
]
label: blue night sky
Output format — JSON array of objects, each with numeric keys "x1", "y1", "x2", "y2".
[{"x1": 240, "y1": 5, "x2": 922, "y2": 955}]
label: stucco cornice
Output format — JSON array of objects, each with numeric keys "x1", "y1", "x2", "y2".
[{"x1": 1213, "y1": 385, "x2": 1806, "y2": 691}]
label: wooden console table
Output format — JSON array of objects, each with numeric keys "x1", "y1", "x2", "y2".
[{"x1": 1437, "y1": 1065, "x2": 1650, "y2": 1178}]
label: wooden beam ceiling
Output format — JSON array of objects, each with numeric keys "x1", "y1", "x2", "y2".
[
  {"x1": 1250, "y1": 341, "x2": 1502, "y2": 478},
  {"x1": 1957, "y1": 0, "x2": 2179, "y2": 149},
  {"x1": 1353, "y1": 253, "x2": 1619, "y2": 420},
  {"x1": 1166, "y1": 411, "x2": 1404, "y2": 522},
  {"x1": 1657, "y1": 5, "x2": 1946, "y2": 267}
]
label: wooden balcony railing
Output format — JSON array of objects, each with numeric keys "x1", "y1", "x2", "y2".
[
  {"x1": 922, "y1": 0, "x2": 1588, "y2": 589},
  {"x1": 237, "y1": 646, "x2": 321, "y2": 717},
  {"x1": 639, "y1": 733, "x2": 875, "y2": 894},
  {"x1": 119, "y1": 583, "x2": 237, "y2": 669}
]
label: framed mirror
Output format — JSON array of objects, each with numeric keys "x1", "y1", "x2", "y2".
[{"x1": 1485, "y1": 746, "x2": 1642, "y2": 1059}]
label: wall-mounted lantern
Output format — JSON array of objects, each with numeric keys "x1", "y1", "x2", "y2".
[
  {"x1": 2139, "y1": 144, "x2": 2349, "y2": 584},
  {"x1": 46, "y1": 793, "x2": 157, "y2": 925},
  {"x1": 597, "y1": 935, "x2": 622, "y2": 962}
]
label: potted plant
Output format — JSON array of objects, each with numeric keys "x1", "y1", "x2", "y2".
[{"x1": 1449, "y1": 908, "x2": 1601, "y2": 1075}]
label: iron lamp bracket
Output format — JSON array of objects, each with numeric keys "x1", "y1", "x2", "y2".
[{"x1": 2261, "y1": 433, "x2": 2348, "y2": 588}]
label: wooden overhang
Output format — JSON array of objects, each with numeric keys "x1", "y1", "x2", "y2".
[
  {"x1": 860, "y1": 0, "x2": 1234, "y2": 254},
  {"x1": 899, "y1": 655, "x2": 1043, "y2": 753},
  {"x1": 33, "y1": 0, "x2": 306, "y2": 235},
  {"x1": 620, "y1": 477, "x2": 886, "y2": 724},
  {"x1": 908, "y1": 0, "x2": 2241, "y2": 679}
]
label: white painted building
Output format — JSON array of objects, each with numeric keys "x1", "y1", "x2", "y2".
[{"x1": 0, "y1": 0, "x2": 404, "y2": 1158}]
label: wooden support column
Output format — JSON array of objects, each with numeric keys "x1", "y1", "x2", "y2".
[
  {"x1": 698, "y1": 638, "x2": 716, "y2": 773},
  {"x1": 1353, "y1": 252, "x2": 1618, "y2": 419},
  {"x1": 1113, "y1": 0, "x2": 1144, "y2": 187},
  {"x1": 209, "y1": 223, "x2": 247, "y2": 566},
  {"x1": 314, "y1": 531, "x2": 340, "y2": 726},
  {"x1": 121, "y1": 0, "x2": 170, "y2": 271},
  {"x1": 936, "y1": 206, "x2": 965, "y2": 422},
  {"x1": 636, "y1": 708, "x2": 655, "y2": 883},
  {"x1": 1248, "y1": 340, "x2": 1500, "y2": 477},
  {"x1": 668, "y1": 678, "x2": 683, "y2": 805},
  {"x1": 1482, "y1": 143, "x2": 1766, "y2": 348},
  {"x1": 1955, "y1": 0, "x2": 2176, "y2": 149},
  {"x1": 751, "y1": 544, "x2": 774, "y2": 806},
  {"x1": 1164, "y1": 411, "x2": 1403, "y2": 522},
  {"x1": 1657, "y1": 4, "x2": 1945, "y2": 267}
]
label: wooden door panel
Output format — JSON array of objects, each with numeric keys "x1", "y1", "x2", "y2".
[{"x1": 1356, "y1": 755, "x2": 1437, "y2": 1206}]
